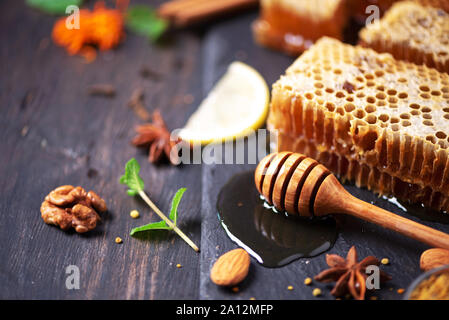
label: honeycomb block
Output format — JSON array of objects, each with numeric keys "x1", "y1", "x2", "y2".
[
  {"x1": 252, "y1": 0, "x2": 348, "y2": 56},
  {"x1": 360, "y1": 1, "x2": 449, "y2": 74},
  {"x1": 268, "y1": 37, "x2": 449, "y2": 212}
]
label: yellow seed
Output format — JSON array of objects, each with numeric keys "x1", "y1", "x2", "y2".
[
  {"x1": 176, "y1": 264, "x2": 182, "y2": 268},
  {"x1": 304, "y1": 277, "x2": 313, "y2": 285},
  {"x1": 381, "y1": 258, "x2": 390, "y2": 265},
  {"x1": 370, "y1": 296, "x2": 378, "y2": 300},
  {"x1": 397, "y1": 288, "x2": 405, "y2": 294},
  {"x1": 249, "y1": 297, "x2": 256, "y2": 300},
  {"x1": 287, "y1": 285, "x2": 294, "y2": 291},
  {"x1": 313, "y1": 288, "x2": 322, "y2": 297},
  {"x1": 130, "y1": 210, "x2": 140, "y2": 219},
  {"x1": 115, "y1": 237, "x2": 123, "y2": 244}
]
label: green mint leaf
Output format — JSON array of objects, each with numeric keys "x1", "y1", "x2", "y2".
[
  {"x1": 26, "y1": 0, "x2": 83, "y2": 15},
  {"x1": 119, "y1": 158, "x2": 144, "y2": 195},
  {"x1": 169, "y1": 188, "x2": 186, "y2": 225},
  {"x1": 125, "y1": 5, "x2": 168, "y2": 42},
  {"x1": 130, "y1": 220, "x2": 172, "y2": 236}
]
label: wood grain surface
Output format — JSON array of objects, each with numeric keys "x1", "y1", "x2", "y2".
[{"x1": 1, "y1": 0, "x2": 449, "y2": 300}]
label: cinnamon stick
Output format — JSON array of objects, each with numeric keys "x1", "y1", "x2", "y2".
[
  {"x1": 158, "y1": 0, "x2": 259, "y2": 28},
  {"x1": 158, "y1": 0, "x2": 211, "y2": 18}
]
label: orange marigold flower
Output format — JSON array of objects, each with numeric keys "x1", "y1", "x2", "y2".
[{"x1": 52, "y1": 1, "x2": 126, "y2": 56}]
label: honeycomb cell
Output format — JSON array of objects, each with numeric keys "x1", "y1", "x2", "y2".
[
  {"x1": 336, "y1": 91, "x2": 345, "y2": 98},
  {"x1": 387, "y1": 89, "x2": 397, "y2": 96},
  {"x1": 402, "y1": 118, "x2": 412, "y2": 126},
  {"x1": 366, "y1": 96, "x2": 376, "y2": 104},
  {"x1": 379, "y1": 114, "x2": 389, "y2": 122},
  {"x1": 365, "y1": 105, "x2": 376, "y2": 113},
  {"x1": 388, "y1": 97, "x2": 398, "y2": 104},
  {"x1": 420, "y1": 85, "x2": 431, "y2": 92},
  {"x1": 390, "y1": 117, "x2": 400, "y2": 124},
  {"x1": 431, "y1": 90, "x2": 441, "y2": 96},
  {"x1": 353, "y1": 109, "x2": 366, "y2": 119},
  {"x1": 436, "y1": 131, "x2": 447, "y2": 139},
  {"x1": 376, "y1": 92, "x2": 386, "y2": 100},
  {"x1": 391, "y1": 124, "x2": 400, "y2": 132},
  {"x1": 426, "y1": 135, "x2": 437, "y2": 143},
  {"x1": 325, "y1": 102, "x2": 335, "y2": 112},
  {"x1": 305, "y1": 93, "x2": 314, "y2": 100},
  {"x1": 365, "y1": 114, "x2": 377, "y2": 124},
  {"x1": 375, "y1": 70, "x2": 385, "y2": 77}
]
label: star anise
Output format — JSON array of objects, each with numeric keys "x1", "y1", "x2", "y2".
[
  {"x1": 314, "y1": 246, "x2": 391, "y2": 300},
  {"x1": 131, "y1": 110, "x2": 180, "y2": 165}
]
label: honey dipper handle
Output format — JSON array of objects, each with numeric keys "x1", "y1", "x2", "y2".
[{"x1": 344, "y1": 196, "x2": 449, "y2": 250}]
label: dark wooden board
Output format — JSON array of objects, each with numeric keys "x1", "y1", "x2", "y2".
[{"x1": 1, "y1": 0, "x2": 449, "y2": 300}]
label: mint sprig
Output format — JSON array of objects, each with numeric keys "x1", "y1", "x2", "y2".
[
  {"x1": 130, "y1": 188, "x2": 186, "y2": 235},
  {"x1": 125, "y1": 5, "x2": 168, "y2": 42},
  {"x1": 119, "y1": 158, "x2": 144, "y2": 196},
  {"x1": 120, "y1": 159, "x2": 198, "y2": 252},
  {"x1": 26, "y1": 0, "x2": 83, "y2": 15}
]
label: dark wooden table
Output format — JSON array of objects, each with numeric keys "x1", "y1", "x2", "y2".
[{"x1": 2, "y1": 0, "x2": 449, "y2": 300}]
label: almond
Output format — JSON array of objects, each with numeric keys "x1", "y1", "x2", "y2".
[
  {"x1": 210, "y1": 248, "x2": 250, "y2": 286},
  {"x1": 420, "y1": 248, "x2": 449, "y2": 271}
]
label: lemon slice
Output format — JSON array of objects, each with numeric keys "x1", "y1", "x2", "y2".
[{"x1": 179, "y1": 61, "x2": 269, "y2": 145}]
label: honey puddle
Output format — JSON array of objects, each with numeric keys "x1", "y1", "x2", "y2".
[{"x1": 217, "y1": 171, "x2": 338, "y2": 267}]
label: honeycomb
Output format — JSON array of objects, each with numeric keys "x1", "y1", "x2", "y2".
[
  {"x1": 252, "y1": 0, "x2": 348, "y2": 55},
  {"x1": 268, "y1": 37, "x2": 449, "y2": 212},
  {"x1": 360, "y1": 1, "x2": 449, "y2": 74},
  {"x1": 253, "y1": 0, "x2": 449, "y2": 55}
]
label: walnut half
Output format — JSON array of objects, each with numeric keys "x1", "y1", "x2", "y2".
[{"x1": 40, "y1": 185, "x2": 107, "y2": 233}]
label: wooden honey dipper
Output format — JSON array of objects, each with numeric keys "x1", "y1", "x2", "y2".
[{"x1": 255, "y1": 152, "x2": 449, "y2": 250}]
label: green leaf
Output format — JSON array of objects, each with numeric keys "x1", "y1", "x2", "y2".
[
  {"x1": 169, "y1": 188, "x2": 186, "y2": 225},
  {"x1": 26, "y1": 0, "x2": 83, "y2": 15},
  {"x1": 125, "y1": 5, "x2": 168, "y2": 42},
  {"x1": 130, "y1": 220, "x2": 172, "y2": 236},
  {"x1": 119, "y1": 158, "x2": 144, "y2": 196},
  {"x1": 129, "y1": 188, "x2": 187, "y2": 237}
]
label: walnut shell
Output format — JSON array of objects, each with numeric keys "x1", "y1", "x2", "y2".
[{"x1": 41, "y1": 185, "x2": 106, "y2": 233}]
